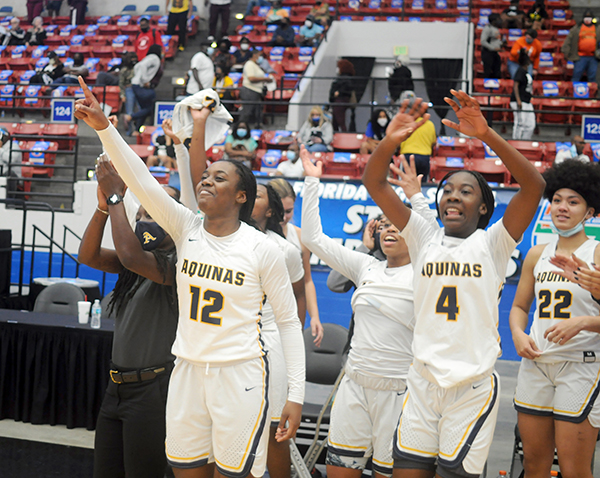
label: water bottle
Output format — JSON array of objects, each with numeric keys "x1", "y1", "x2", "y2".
[
  {"x1": 496, "y1": 471, "x2": 507, "y2": 478},
  {"x1": 90, "y1": 299, "x2": 102, "y2": 329}
]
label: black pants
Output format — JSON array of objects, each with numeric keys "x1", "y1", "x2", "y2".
[
  {"x1": 239, "y1": 86, "x2": 263, "y2": 127},
  {"x1": 481, "y1": 48, "x2": 501, "y2": 79},
  {"x1": 410, "y1": 154, "x2": 431, "y2": 182},
  {"x1": 93, "y1": 372, "x2": 171, "y2": 478},
  {"x1": 209, "y1": 3, "x2": 231, "y2": 38},
  {"x1": 167, "y1": 11, "x2": 187, "y2": 47}
]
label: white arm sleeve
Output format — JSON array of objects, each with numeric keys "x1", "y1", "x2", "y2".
[
  {"x1": 96, "y1": 124, "x2": 196, "y2": 242},
  {"x1": 173, "y1": 143, "x2": 198, "y2": 212},
  {"x1": 256, "y1": 240, "x2": 305, "y2": 404},
  {"x1": 301, "y1": 176, "x2": 373, "y2": 285},
  {"x1": 409, "y1": 192, "x2": 441, "y2": 230}
]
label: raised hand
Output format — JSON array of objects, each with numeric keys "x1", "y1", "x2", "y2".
[
  {"x1": 300, "y1": 145, "x2": 322, "y2": 178},
  {"x1": 162, "y1": 118, "x2": 181, "y2": 144},
  {"x1": 73, "y1": 76, "x2": 110, "y2": 131},
  {"x1": 96, "y1": 155, "x2": 127, "y2": 198},
  {"x1": 362, "y1": 218, "x2": 378, "y2": 250},
  {"x1": 388, "y1": 154, "x2": 423, "y2": 199},
  {"x1": 441, "y1": 90, "x2": 489, "y2": 139},
  {"x1": 386, "y1": 97, "x2": 430, "y2": 146},
  {"x1": 190, "y1": 107, "x2": 211, "y2": 122}
]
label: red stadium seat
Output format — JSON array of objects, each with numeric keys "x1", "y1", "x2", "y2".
[
  {"x1": 19, "y1": 140, "x2": 59, "y2": 178},
  {"x1": 320, "y1": 152, "x2": 363, "y2": 178},
  {"x1": 92, "y1": 45, "x2": 116, "y2": 59},
  {"x1": 469, "y1": 138, "x2": 486, "y2": 159},
  {"x1": 506, "y1": 140, "x2": 545, "y2": 162},
  {"x1": 15, "y1": 122, "x2": 45, "y2": 137},
  {"x1": 532, "y1": 98, "x2": 573, "y2": 125},
  {"x1": 44, "y1": 36, "x2": 67, "y2": 47},
  {"x1": 572, "y1": 99, "x2": 600, "y2": 125},
  {"x1": 532, "y1": 80, "x2": 570, "y2": 97},
  {"x1": 8, "y1": 58, "x2": 33, "y2": 71},
  {"x1": 92, "y1": 86, "x2": 121, "y2": 113},
  {"x1": 264, "y1": 89, "x2": 294, "y2": 114},
  {"x1": 137, "y1": 125, "x2": 160, "y2": 145},
  {"x1": 130, "y1": 143, "x2": 155, "y2": 162},
  {"x1": 428, "y1": 156, "x2": 465, "y2": 182},
  {"x1": 331, "y1": 133, "x2": 364, "y2": 153},
  {"x1": 98, "y1": 25, "x2": 121, "y2": 35},
  {"x1": 69, "y1": 45, "x2": 92, "y2": 57},
  {"x1": 435, "y1": 136, "x2": 470, "y2": 157},
  {"x1": 535, "y1": 66, "x2": 564, "y2": 81},
  {"x1": 465, "y1": 158, "x2": 510, "y2": 184},
  {"x1": 0, "y1": 122, "x2": 20, "y2": 135},
  {"x1": 42, "y1": 123, "x2": 79, "y2": 150},
  {"x1": 261, "y1": 130, "x2": 296, "y2": 150}
]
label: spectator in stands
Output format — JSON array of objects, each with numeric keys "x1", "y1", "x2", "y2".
[
  {"x1": 224, "y1": 121, "x2": 258, "y2": 168},
  {"x1": 245, "y1": 0, "x2": 270, "y2": 17},
  {"x1": 25, "y1": 16, "x2": 46, "y2": 46},
  {"x1": 212, "y1": 39, "x2": 235, "y2": 71},
  {"x1": 68, "y1": 0, "x2": 87, "y2": 25},
  {"x1": 387, "y1": 55, "x2": 414, "y2": 103},
  {"x1": 186, "y1": 44, "x2": 215, "y2": 95},
  {"x1": 310, "y1": 0, "x2": 331, "y2": 26},
  {"x1": 119, "y1": 53, "x2": 138, "y2": 136},
  {"x1": 31, "y1": 51, "x2": 65, "y2": 85},
  {"x1": 233, "y1": 37, "x2": 253, "y2": 69},
  {"x1": 525, "y1": 0, "x2": 548, "y2": 30},
  {"x1": 481, "y1": 13, "x2": 503, "y2": 79},
  {"x1": 561, "y1": 10, "x2": 600, "y2": 83},
  {"x1": 508, "y1": 29, "x2": 541, "y2": 78},
  {"x1": 147, "y1": 133, "x2": 178, "y2": 169},
  {"x1": 240, "y1": 48, "x2": 272, "y2": 128},
  {"x1": 27, "y1": 0, "x2": 44, "y2": 22},
  {"x1": 329, "y1": 59, "x2": 356, "y2": 132},
  {"x1": 52, "y1": 52, "x2": 89, "y2": 85},
  {"x1": 510, "y1": 49, "x2": 535, "y2": 140},
  {"x1": 360, "y1": 109, "x2": 390, "y2": 155},
  {"x1": 2, "y1": 18, "x2": 26, "y2": 46},
  {"x1": 398, "y1": 90, "x2": 436, "y2": 181},
  {"x1": 136, "y1": 16, "x2": 164, "y2": 61},
  {"x1": 213, "y1": 64, "x2": 234, "y2": 101},
  {"x1": 166, "y1": 0, "x2": 192, "y2": 52},
  {"x1": 266, "y1": 0, "x2": 290, "y2": 25},
  {"x1": 47, "y1": 0, "x2": 62, "y2": 18},
  {"x1": 555, "y1": 135, "x2": 591, "y2": 163},
  {"x1": 0, "y1": 128, "x2": 21, "y2": 178},
  {"x1": 298, "y1": 106, "x2": 333, "y2": 153},
  {"x1": 502, "y1": 0, "x2": 525, "y2": 29},
  {"x1": 125, "y1": 45, "x2": 163, "y2": 134},
  {"x1": 276, "y1": 147, "x2": 305, "y2": 177},
  {"x1": 208, "y1": 0, "x2": 231, "y2": 42},
  {"x1": 269, "y1": 17, "x2": 295, "y2": 47},
  {"x1": 297, "y1": 15, "x2": 324, "y2": 47}
]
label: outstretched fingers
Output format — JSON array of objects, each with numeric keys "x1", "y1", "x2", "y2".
[{"x1": 441, "y1": 118, "x2": 460, "y2": 131}]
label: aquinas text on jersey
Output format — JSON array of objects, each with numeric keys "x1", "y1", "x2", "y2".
[
  {"x1": 180, "y1": 259, "x2": 245, "y2": 286},
  {"x1": 421, "y1": 262, "x2": 482, "y2": 278},
  {"x1": 535, "y1": 271, "x2": 569, "y2": 283}
]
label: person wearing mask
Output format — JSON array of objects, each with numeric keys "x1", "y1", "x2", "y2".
[
  {"x1": 1, "y1": 17, "x2": 26, "y2": 46},
  {"x1": 147, "y1": 133, "x2": 178, "y2": 170},
  {"x1": 398, "y1": 91, "x2": 437, "y2": 181},
  {"x1": 554, "y1": 135, "x2": 591, "y2": 163},
  {"x1": 525, "y1": 0, "x2": 548, "y2": 30},
  {"x1": 269, "y1": 17, "x2": 295, "y2": 47},
  {"x1": 508, "y1": 28, "x2": 541, "y2": 78},
  {"x1": 212, "y1": 39, "x2": 235, "y2": 71},
  {"x1": 240, "y1": 48, "x2": 272, "y2": 128},
  {"x1": 309, "y1": 0, "x2": 330, "y2": 26},
  {"x1": 224, "y1": 121, "x2": 258, "y2": 169},
  {"x1": 298, "y1": 106, "x2": 333, "y2": 153},
  {"x1": 166, "y1": 0, "x2": 193, "y2": 52},
  {"x1": 136, "y1": 16, "x2": 163, "y2": 61},
  {"x1": 360, "y1": 109, "x2": 390, "y2": 155},
  {"x1": 52, "y1": 52, "x2": 89, "y2": 85},
  {"x1": 233, "y1": 37, "x2": 253, "y2": 70},
  {"x1": 329, "y1": 59, "x2": 356, "y2": 132},
  {"x1": 510, "y1": 49, "x2": 535, "y2": 140},
  {"x1": 212, "y1": 64, "x2": 234, "y2": 101},
  {"x1": 207, "y1": 0, "x2": 231, "y2": 42},
  {"x1": 276, "y1": 145, "x2": 304, "y2": 177},
  {"x1": 25, "y1": 16, "x2": 46, "y2": 46},
  {"x1": 186, "y1": 44, "x2": 215, "y2": 96},
  {"x1": 562, "y1": 10, "x2": 600, "y2": 83},
  {"x1": 387, "y1": 55, "x2": 414, "y2": 103},
  {"x1": 124, "y1": 45, "x2": 162, "y2": 134},
  {"x1": 297, "y1": 15, "x2": 323, "y2": 47},
  {"x1": 481, "y1": 13, "x2": 503, "y2": 79},
  {"x1": 30, "y1": 51, "x2": 65, "y2": 85},
  {"x1": 502, "y1": 0, "x2": 525, "y2": 29}
]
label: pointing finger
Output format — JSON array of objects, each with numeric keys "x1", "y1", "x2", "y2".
[{"x1": 78, "y1": 75, "x2": 93, "y2": 98}]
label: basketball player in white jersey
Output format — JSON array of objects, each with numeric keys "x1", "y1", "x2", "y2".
[
  {"x1": 363, "y1": 90, "x2": 545, "y2": 478},
  {"x1": 510, "y1": 159, "x2": 600, "y2": 478},
  {"x1": 74, "y1": 77, "x2": 306, "y2": 478},
  {"x1": 300, "y1": 147, "x2": 437, "y2": 478}
]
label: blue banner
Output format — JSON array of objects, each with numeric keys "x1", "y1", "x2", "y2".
[{"x1": 288, "y1": 179, "x2": 600, "y2": 361}]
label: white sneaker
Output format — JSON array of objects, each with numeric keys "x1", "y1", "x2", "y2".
[{"x1": 207, "y1": 35, "x2": 215, "y2": 42}]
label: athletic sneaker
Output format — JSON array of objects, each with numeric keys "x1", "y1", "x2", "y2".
[
  {"x1": 207, "y1": 35, "x2": 215, "y2": 42},
  {"x1": 178, "y1": 45, "x2": 185, "y2": 51}
]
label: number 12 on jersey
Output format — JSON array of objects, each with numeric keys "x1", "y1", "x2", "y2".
[
  {"x1": 436, "y1": 286, "x2": 460, "y2": 321},
  {"x1": 190, "y1": 286, "x2": 224, "y2": 326}
]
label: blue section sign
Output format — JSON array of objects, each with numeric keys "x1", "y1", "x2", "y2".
[
  {"x1": 153, "y1": 101, "x2": 176, "y2": 126},
  {"x1": 582, "y1": 116, "x2": 600, "y2": 142},
  {"x1": 50, "y1": 98, "x2": 75, "y2": 124}
]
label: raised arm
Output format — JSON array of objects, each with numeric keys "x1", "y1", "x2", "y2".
[
  {"x1": 163, "y1": 118, "x2": 198, "y2": 211},
  {"x1": 188, "y1": 107, "x2": 211, "y2": 191},
  {"x1": 442, "y1": 90, "x2": 545, "y2": 241},
  {"x1": 362, "y1": 98, "x2": 430, "y2": 232}
]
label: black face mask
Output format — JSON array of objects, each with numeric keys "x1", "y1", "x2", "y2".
[
  {"x1": 135, "y1": 221, "x2": 167, "y2": 251},
  {"x1": 141, "y1": 26, "x2": 150, "y2": 33}
]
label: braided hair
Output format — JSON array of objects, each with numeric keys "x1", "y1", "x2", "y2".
[{"x1": 435, "y1": 170, "x2": 495, "y2": 229}]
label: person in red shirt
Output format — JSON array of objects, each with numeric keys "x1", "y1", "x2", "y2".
[
  {"x1": 508, "y1": 28, "x2": 542, "y2": 79},
  {"x1": 561, "y1": 10, "x2": 600, "y2": 83},
  {"x1": 135, "y1": 16, "x2": 164, "y2": 61}
]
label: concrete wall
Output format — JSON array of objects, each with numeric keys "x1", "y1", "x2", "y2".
[{"x1": 287, "y1": 20, "x2": 472, "y2": 131}]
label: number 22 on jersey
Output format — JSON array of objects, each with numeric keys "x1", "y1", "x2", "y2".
[
  {"x1": 538, "y1": 289, "x2": 572, "y2": 319},
  {"x1": 189, "y1": 286, "x2": 224, "y2": 326},
  {"x1": 436, "y1": 286, "x2": 460, "y2": 321}
]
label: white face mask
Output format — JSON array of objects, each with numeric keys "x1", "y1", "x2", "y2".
[
  {"x1": 377, "y1": 117, "x2": 388, "y2": 127},
  {"x1": 240, "y1": 43, "x2": 249, "y2": 51},
  {"x1": 305, "y1": 21, "x2": 313, "y2": 28},
  {"x1": 583, "y1": 16, "x2": 593, "y2": 25}
]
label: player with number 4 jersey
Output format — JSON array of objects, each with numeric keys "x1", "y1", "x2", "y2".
[{"x1": 363, "y1": 90, "x2": 545, "y2": 478}]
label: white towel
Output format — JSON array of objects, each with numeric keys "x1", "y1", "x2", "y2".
[{"x1": 172, "y1": 89, "x2": 233, "y2": 149}]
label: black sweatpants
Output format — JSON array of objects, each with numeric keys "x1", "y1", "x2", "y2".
[{"x1": 167, "y1": 11, "x2": 187, "y2": 47}]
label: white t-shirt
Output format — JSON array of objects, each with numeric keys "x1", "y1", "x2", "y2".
[
  {"x1": 242, "y1": 60, "x2": 265, "y2": 94},
  {"x1": 401, "y1": 212, "x2": 517, "y2": 388},
  {"x1": 186, "y1": 52, "x2": 215, "y2": 95},
  {"x1": 276, "y1": 159, "x2": 304, "y2": 178},
  {"x1": 97, "y1": 123, "x2": 305, "y2": 404}
]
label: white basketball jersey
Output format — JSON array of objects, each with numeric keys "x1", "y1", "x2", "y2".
[
  {"x1": 401, "y1": 212, "x2": 517, "y2": 388},
  {"x1": 530, "y1": 237, "x2": 600, "y2": 363}
]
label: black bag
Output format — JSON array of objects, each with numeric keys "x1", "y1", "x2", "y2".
[{"x1": 149, "y1": 63, "x2": 164, "y2": 88}]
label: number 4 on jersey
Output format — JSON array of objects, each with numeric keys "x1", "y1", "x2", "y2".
[{"x1": 436, "y1": 286, "x2": 460, "y2": 321}]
